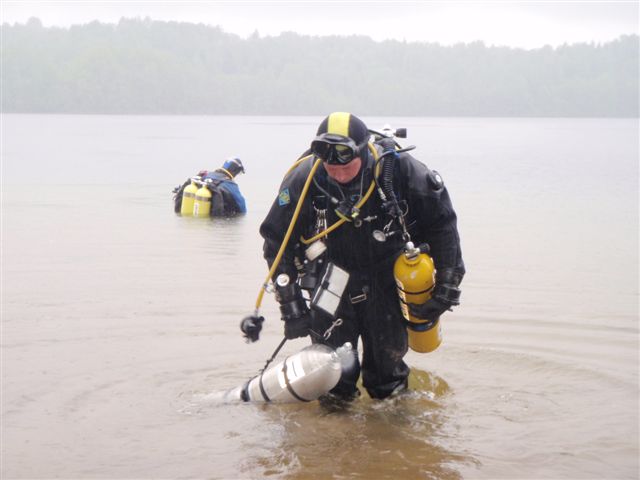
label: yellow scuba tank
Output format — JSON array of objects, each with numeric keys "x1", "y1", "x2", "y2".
[
  {"x1": 193, "y1": 182, "x2": 212, "y2": 217},
  {"x1": 393, "y1": 242, "x2": 440, "y2": 353},
  {"x1": 180, "y1": 180, "x2": 199, "y2": 216}
]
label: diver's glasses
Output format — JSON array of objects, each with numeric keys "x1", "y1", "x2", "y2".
[{"x1": 311, "y1": 133, "x2": 360, "y2": 165}]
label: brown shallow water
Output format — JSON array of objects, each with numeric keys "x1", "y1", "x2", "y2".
[{"x1": 2, "y1": 115, "x2": 638, "y2": 479}]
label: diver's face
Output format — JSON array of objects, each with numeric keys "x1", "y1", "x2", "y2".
[{"x1": 323, "y1": 157, "x2": 362, "y2": 184}]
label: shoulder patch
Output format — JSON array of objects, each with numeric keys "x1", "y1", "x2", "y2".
[
  {"x1": 278, "y1": 188, "x2": 291, "y2": 206},
  {"x1": 427, "y1": 170, "x2": 444, "y2": 192}
]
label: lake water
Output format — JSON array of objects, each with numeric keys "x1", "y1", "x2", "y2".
[{"x1": 2, "y1": 114, "x2": 638, "y2": 479}]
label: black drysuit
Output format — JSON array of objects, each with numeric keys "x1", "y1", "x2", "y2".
[{"x1": 259, "y1": 148, "x2": 464, "y2": 399}]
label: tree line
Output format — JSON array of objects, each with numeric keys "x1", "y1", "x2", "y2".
[{"x1": 2, "y1": 17, "x2": 638, "y2": 116}]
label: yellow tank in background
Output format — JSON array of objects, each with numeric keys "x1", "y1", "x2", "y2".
[
  {"x1": 180, "y1": 181, "x2": 199, "y2": 216},
  {"x1": 193, "y1": 183, "x2": 212, "y2": 217}
]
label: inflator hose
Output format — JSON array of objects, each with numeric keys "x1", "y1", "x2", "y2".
[{"x1": 254, "y1": 157, "x2": 323, "y2": 312}]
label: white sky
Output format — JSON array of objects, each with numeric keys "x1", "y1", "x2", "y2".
[{"x1": 1, "y1": 1, "x2": 638, "y2": 49}]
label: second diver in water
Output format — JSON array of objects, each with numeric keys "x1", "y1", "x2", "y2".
[{"x1": 174, "y1": 157, "x2": 247, "y2": 217}]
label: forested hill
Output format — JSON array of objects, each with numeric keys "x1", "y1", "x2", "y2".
[{"x1": 2, "y1": 17, "x2": 638, "y2": 116}]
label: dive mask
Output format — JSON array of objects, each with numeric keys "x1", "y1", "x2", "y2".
[{"x1": 311, "y1": 133, "x2": 361, "y2": 165}]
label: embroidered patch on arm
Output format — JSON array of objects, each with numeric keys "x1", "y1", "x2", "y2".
[{"x1": 278, "y1": 188, "x2": 291, "y2": 206}]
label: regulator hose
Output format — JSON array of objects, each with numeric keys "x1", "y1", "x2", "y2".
[
  {"x1": 378, "y1": 138, "x2": 403, "y2": 217},
  {"x1": 374, "y1": 137, "x2": 417, "y2": 240},
  {"x1": 384, "y1": 153, "x2": 401, "y2": 214}
]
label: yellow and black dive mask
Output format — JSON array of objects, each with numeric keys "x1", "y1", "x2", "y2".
[{"x1": 310, "y1": 133, "x2": 360, "y2": 165}]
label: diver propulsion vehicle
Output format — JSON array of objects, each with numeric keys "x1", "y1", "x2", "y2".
[{"x1": 225, "y1": 342, "x2": 354, "y2": 403}]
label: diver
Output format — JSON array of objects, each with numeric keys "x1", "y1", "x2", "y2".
[
  {"x1": 242, "y1": 112, "x2": 464, "y2": 401},
  {"x1": 173, "y1": 157, "x2": 247, "y2": 217}
]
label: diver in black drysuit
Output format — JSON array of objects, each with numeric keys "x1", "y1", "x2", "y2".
[{"x1": 249, "y1": 113, "x2": 464, "y2": 400}]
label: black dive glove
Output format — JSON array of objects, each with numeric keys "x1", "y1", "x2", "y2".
[
  {"x1": 409, "y1": 270, "x2": 463, "y2": 322},
  {"x1": 409, "y1": 298, "x2": 452, "y2": 322},
  {"x1": 240, "y1": 315, "x2": 264, "y2": 342},
  {"x1": 275, "y1": 274, "x2": 312, "y2": 340}
]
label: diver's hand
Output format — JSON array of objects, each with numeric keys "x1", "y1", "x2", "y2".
[
  {"x1": 284, "y1": 311, "x2": 312, "y2": 339},
  {"x1": 408, "y1": 298, "x2": 451, "y2": 322},
  {"x1": 240, "y1": 315, "x2": 264, "y2": 342},
  {"x1": 274, "y1": 275, "x2": 311, "y2": 339},
  {"x1": 409, "y1": 269, "x2": 463, "y2": 321}
]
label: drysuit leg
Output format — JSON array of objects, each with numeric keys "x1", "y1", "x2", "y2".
[
  {"x1": 311, "y1": 272, "x2": 409, "y2": 400},
  {"x1": 358, "y1": 275, "x2": 410, "y2": 399}
]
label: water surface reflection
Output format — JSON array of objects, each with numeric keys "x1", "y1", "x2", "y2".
[{"x1": 241, "y1": 369, "x2": 477, "y2": 479}]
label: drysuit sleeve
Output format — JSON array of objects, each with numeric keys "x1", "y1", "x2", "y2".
[
  {"x1": 402, "y1": 155, "x2": 465, "y2": 281},
  {"x1": 259, "y1": 160, "x2": 314, "y2": 281}
]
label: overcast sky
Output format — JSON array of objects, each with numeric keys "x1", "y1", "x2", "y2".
[{"x1": 1, "y1": 1, "x2": 638, "y2": 49}]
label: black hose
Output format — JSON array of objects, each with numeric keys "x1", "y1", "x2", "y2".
[
  {"x1": 259, "y1": 337, "x2": 288, "y2": 373},
  {"x1": 376, "y1": 138, "x2": 402, "y2": 217}
]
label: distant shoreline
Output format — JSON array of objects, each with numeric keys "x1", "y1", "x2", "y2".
[{"x1": 3, "y1": 19, "x2": 637, "y2": 118}]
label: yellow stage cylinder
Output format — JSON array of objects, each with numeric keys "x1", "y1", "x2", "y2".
[{"x1": 394, "y1": 243, "x2": 441, "y2": 353}]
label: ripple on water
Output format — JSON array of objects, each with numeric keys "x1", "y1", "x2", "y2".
[
  {"x1": 181, "y1": 365, "x2": 477, "y2": 479},
  {"x1": 430, "y1": 345, "x2": 639, "y2": 479}
]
